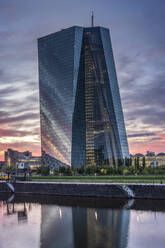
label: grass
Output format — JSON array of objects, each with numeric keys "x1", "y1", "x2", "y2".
[{"x1": 30, "y1": 175, "x2": 165, "y2": 184}]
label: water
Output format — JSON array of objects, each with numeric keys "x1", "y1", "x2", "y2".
[{"x1": 0, "y1": 195, "x2": 165, "y2": 248}]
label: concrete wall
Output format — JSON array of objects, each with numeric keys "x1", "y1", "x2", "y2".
[{"x1": 1, "y1": 181, "x2": 165, "y2": 199}]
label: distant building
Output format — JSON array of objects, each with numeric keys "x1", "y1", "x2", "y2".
[
  {"x1": 134, "y1": 153, "x2": 144, "y2": 157},
  {"x1": 133, "y1": 152, "x2": 165, "y2": 167},
  {"x1": 150, "y1": 161, "x2": 158, "y2": 167},
  {"x1": 154, "y1": 153, "x2": 165, "y2": 167},
  {"x1": 157, "y1": 153, "x2": 165, "y2": 157},
  {"x1": 5, "y1": 149, "x2": 32, "y2": 167},
  {"x1": 0, "y1": 161, "x2": 5, "y2": 170},
  {"x1": 4, "y1": 149, "x2": 41, "y2": 171},
  {"x1": 146, "y1": 151, "x2": 155, "y2": 157}
]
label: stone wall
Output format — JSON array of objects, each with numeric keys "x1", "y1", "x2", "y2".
[{"x1": 1, "y1": 181, "x2": 165, "y2": 199}]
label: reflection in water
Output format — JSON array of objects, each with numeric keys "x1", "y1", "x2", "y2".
[
  {"x1": 41, "y1": 205, "x2": 74, "y2": 248},
  {"x1": 0, "y1": 201, "x2": 41, "y2": 248},
  {"x1": 127, "y1": 210, "x2": 165, "y2": 248},
  {"x1": 0, "y1": 201, "x2": 31, "y2": 222},
  {"x1": 6, "y1": 202, "x2": 29, "y2": 223},
  {"x1": 0, "y1": 199, "x2": 165, "y2": 248},
  {"x1": 41, "y1": 205, "x2": 130, "y2": 248},
  {"x1": 72, "y1": 208, "x2": 129, "y2": 248}
]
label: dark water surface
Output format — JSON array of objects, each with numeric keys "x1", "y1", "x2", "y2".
[{"x1": 0, "y1": 194, "x2": 165, "y2": 248}]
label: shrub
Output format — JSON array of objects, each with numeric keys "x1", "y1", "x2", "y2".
[
  {"x1": 36, "y1": 166, "x2": 42, "y2": 175},
  {"x1": 100, "y1": 168, "x2": 107, "y2": 175},
  {"x1": 40, "y1": 165, "x2": 50, "y2": 176},
  {"x1": 2, "y1": 165, "x2": 17, "y2": 172},
  {"x1": 85, "y1": 165, "x2": 97, "y2": 175},
  {"x1": 59, "y1": 166, "x2": 66, "y2": 174},
  {"x1": 53, "y1": 169, "x2": 59, "y2": 175},
  {"x1": 77, "y1": 166, "x2": 85, "y2": 174},
  {"x1": 123, "y1": 169, "x2": 130, "y2": 175}
]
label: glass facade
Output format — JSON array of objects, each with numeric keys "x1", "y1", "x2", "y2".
[
  {"x1": 38, "y1": 27, "x2": 83, "y2": 166},
  {"x1": 38, "y1": 26, "x2": 129, "y2": 168}
]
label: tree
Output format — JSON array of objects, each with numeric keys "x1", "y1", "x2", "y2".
[
  {"x1": 77, "y1": 166, "x2": 85, "y2": 174},
  {"x1": 2, "y1": 164, "x2": 17, "y2": 172},
  {"x1": 85, "y1": 165, "x2": 96, "y2": 175},
  {"x1": 116, "y1": 166, "x2": 123, "y2": 175},
  {"x1": 40, "y1": 165, "x2": 50, "y2": 176},
  {"x1": 59, "y1": 166, "x2": 66, "y2": 174},
  {"x1": 118, "y1": 159, "x2": 124, "y2": 167},
  {"x1": 134, "y1": 157, "x2": 137, "y2": 173},
  {"x1": 53, "y1": 169, "x2": 59, "y2": 175},
  {"x1": 129, "y1": 166, "x2": 135, "y2": 175},
  {"x1": 100, "y1": 168, "x2": 107, "y2": 175},
  {"x1": 65, "y1": 167, "x2": 72, "y2": 176},
  {"x1": 36, "y1": 166, "x2": 42, "y2": 174},
  {"x1": 106, "y1": 166, "x2": 114, "y2": 175},
  {"x1": 125, "y1": 157, "x2": 130, "y2": 167},
  {"x1": 137, "y1": 157, "x2": 140, "y2": 170},
  {"x1": 142, "y1": 156, "x2": 146, "y2": 169}
]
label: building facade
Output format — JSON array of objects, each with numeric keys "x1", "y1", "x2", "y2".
[
  {"x1": 133, "y1": 152, "x2": 165, "y2": 167},
  {"x1": 38, "y1": 26, "x2": 129, "y2": 168},
  {"x1": 4, "y1": 149, "x2": 41, "y2": 171}
]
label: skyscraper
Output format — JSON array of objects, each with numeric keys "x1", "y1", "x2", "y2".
[{"x1": 38, "y1": 24, "x2": 129, "y2": 168}]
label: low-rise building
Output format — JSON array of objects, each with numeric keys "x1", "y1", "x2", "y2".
[
  {"x1": 146, "y1": 151, "x2": 155, "y2": 157},
  {"x1": 132, "y1": 152, "x2": 165, "y2": 167},
  {"x1": 4, "y1": 149, "x2": 41, "y2": 171},
  {"x1": 0, "y1": 161, "x2": 5, "y2": 170}
]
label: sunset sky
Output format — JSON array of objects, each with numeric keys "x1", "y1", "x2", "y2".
[{"x1": 0, "y1": 0, "x2": 165, "y2": 160}]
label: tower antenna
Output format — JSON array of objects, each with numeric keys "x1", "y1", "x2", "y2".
[{"x1": 91, "y1": 11, "x2": 94, "y2": 27}]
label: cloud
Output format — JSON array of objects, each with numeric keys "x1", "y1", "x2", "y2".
[
  {"x1": 150, "y1": 137, "x2": 162, "y2": 141},
  {"x1": 0, "y1": 0, "x2": 164, "y2": 158},
  {"x1": 0, "y1": 86, "x2": 18, "y2": 97},
  {"x1": 0, "y1": 128, "x2": 39, "y2": 137},
  {"x1": 0, "y1": 141, "x2": 41, "y2": 159},
  {"x1": 128, "y1": 133, "x2": 156, "y2": 138},
  {"x1": 0, "y1": 113, "x2": 39, "y2": 124}
]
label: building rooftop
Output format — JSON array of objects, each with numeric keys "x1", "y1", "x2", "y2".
[
  {"x1": 134, "y1": 153, "x2": 144, "y2": 157},
  {"x1": 157, "y1": 153, "x2": 165, "y2": 157}
]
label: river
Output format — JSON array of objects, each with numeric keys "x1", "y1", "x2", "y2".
[{"x1": 0, "y1": 194, "x2": 164, "y2": 248}]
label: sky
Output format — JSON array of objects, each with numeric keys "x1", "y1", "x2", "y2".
[{"x1": 0, "y1": 0, "x2": 165, "y2": 160}]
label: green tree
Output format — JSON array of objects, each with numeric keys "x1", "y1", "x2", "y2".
[
  {"x1": 137, "y1": 157, "x2": 140, "y2": 171},
  {"x1": 134, "y1": 158, "x2": 137, "y2": 173},
  {"x1": 2, "y1": 165, "x2": 17, "y2": 172},
  {"x1": 36, "y1": 166, "x2": 42, "y2": 174},
  {"x1": 77, "y1": 166, "x2": 85, "y2": 175},
  {"x1": 53, "y1": 169, "x2": 59, "y2": 175},
  {"x1": 85, "y1": 165, "x2": 97, "y2": 175},
  {"x1": 125, "y1": 157, "x2": 130, "y2": 167},
  {"x1": 59, "y1": 166, "x2": 66, "y2": 174},
  {"x1": 40, "y1": 165, "x2": 50, "y2": 176},
  {"x1": 65, "y1": 167, "x2": 72, "y2": 176},
  {"x1": 118, "y1": 159, "x2": 124, "y2": 166},
  {"x1": 106, "y1": 166, "x2": 114, "y2": 175},
  {"x1": 116, "y1": 166, "x2": 123, "y2": 175},
  {"x1": 142, "y1": 156, "x2": 146, "y2": 169},
  {"x1": 129, "y1": 165, "x2": 136, "y2": 175}
]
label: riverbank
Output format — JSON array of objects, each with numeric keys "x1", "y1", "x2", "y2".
[
  {"x1": 1, "y1": 181, "x2": 165, "y2": 200},
  {"x1": 31, "y1": 175, "x2": 165, "y2": 184}
]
